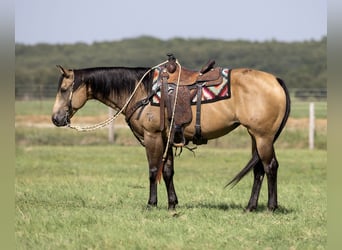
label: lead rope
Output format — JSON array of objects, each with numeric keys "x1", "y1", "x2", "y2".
[{"x1": 67, "y1": 60, "x2": 168, "y2": 132}]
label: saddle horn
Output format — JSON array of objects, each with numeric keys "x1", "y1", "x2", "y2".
[{"x1": 166, "y1": 53, "x2": 177, "y2": 73}]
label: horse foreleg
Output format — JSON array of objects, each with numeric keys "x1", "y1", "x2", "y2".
[
  {"x1": 148, "y1": 167, "x2": 158, "y2": 207},
  {"x1": 144, "y1": 133, "x2": 164, "y2": 208},
  {"x1": 163, "y1": 147, "x2": 178, "y2": 210}
]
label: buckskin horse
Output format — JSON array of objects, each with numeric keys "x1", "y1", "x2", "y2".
[{"x1": 51, "y1": 55, "x2": 290, "y2": 211}]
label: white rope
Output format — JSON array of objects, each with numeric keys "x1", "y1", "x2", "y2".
[
  {"x1": 68, "y1": 60, "x2": 168, "y2": 132},
  {"x1": 162, "y1": 60, "x2": 182, "y2": 160}
]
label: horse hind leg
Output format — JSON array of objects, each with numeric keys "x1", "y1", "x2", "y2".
[
  {"x1": 244, "y1": 134, "x2": 265, "y2": 211},
  {"x1": 246, "y1": 155, "x2": 265, "y2": 211},
  {"x1": 225, "y1": 134, "x2": 278, "y2": 212},
  {"x1": 254, "y1": 136, "x2": 279, "y2": 211},
  {"x1": 226, "y1": 133, "x2": 265, "y2": 211},
  {"x1": 266, "y1": 156, "x2": 279, "y2": 211}
]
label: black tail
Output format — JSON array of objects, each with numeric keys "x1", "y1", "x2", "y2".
[
  {"x1": 274, "y1": 78, "x2": 291, "y2": 142},
  {"x1": 226, "y1": 77, "x2": 291, "y2": 188},
  {"x1": 225, "y1": 150, "x2": 260, "y2": 188}
]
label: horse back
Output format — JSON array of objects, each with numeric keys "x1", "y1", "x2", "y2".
[
  {"x1": 135, "y1": 67, "x2": 289, "y2": 144},
  {"x1": 184, "y1": 68, "x2": 289, "y2": 140}
]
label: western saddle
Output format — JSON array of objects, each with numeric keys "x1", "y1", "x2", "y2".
[{"x1": 160, "y1": 54, "x2": 223, "y2": 147}]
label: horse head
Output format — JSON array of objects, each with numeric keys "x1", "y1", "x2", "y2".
[{"x1": 51, "y1": 65, "x2": 88, "y2": 127}]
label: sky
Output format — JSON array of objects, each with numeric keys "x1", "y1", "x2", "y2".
[{"x1": 15, "y1": 0, "x2": 327, "y2": 45}]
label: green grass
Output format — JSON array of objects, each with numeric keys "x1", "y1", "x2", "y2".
[
  {"x1": 15, "y1": 98, "x2": 327, "y2": 248},
  {"x1": 16, "y1": 145, "x2": 327, "y2": 249},
  {"x1": 290, "y1": 101, "x2": 327, "y2": 119}
]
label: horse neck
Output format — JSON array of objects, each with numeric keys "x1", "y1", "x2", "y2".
[
  {"x1": 91, "y1": 88, "x2": 147, "y2": 113},
  {"x1": 89, "y1": 79, "x2": 149, "y2": 114},
  {"x1": 77, "y1": 67, "x2": 152, "y2": 114},
  {"x1": 90, "y1": 90, "x2": 122, "y2": 110}
]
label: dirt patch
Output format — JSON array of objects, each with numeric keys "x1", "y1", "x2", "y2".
[
  {"x1": 15, "y1": 115, "x2": 128, "y2": 128},
  {"x1": 286, "y1": 117, "x2": 326, "y2": 131},
  {"x1": 16, "y1": 115, "x2": 327, "y2": 131}
]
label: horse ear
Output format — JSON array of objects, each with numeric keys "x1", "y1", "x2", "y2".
[{"x1": 56, "y1": 65, "x2": 70, "y2": 77}]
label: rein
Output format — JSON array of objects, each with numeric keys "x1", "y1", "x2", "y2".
[{"x1": 67, "y1": 60, "x2": 169, "y2": 132}]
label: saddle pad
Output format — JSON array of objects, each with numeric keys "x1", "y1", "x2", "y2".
[{"x1": 151, "y1": 67, "x2": 231, "y2": 106}]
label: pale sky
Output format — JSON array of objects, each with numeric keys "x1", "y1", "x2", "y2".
[{"x1": 15, "y1": 0, "x2": 327, "y2": 44}]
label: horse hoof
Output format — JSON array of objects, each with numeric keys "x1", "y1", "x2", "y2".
[
  {"x1": 267, "y1": 205, "x2": 278, "y2": 212},
  {"x1": 168, "y1": 204, "x2": 177, "y2": 210},
  {"x1": 146, "y1": 202, "x2": 157, "y2": 209},
  {"x1": 245, "y1": 206, "x2": 257, "y2": 212}
]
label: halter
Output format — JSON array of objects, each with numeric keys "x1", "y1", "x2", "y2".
[{"x1": 63, "y1": 80, "x2": 75, "y2": 126}]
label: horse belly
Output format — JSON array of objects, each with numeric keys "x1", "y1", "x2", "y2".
[{"x1": 184, "y1": 99, "x2": 238, "y2": 140}]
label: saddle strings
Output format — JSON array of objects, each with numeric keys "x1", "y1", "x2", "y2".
[
  {"x1": 67, "y1": 60, "x2": 169, "y2": 132},
  {"x1": 162, "y1": 60, "x2": 182, "y2": 160}
]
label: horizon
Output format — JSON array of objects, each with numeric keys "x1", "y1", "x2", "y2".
[{"x1": 15, "y1": 34, "x2": 327, "y2": 46}]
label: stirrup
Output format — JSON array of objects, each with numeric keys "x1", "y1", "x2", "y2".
[
  {"x1": 192, "y1": 134, "x2": 208, "y2": 145},
  {"x1": 172, "y1": 125, "x2": 186, "y2": 147}
]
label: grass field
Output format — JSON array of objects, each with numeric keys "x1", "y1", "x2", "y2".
[
  {"x1": 16, "y1": 145, "x2": 326, "y2": 249},
  {"x1": 15, "y1": 99, "x2": 327, "y2": 249}
]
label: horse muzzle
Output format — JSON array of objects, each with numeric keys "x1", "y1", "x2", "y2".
[{"x1": 51, "y1": 112, "x2": 70, "y2": 127}]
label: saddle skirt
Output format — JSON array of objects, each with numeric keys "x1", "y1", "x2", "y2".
[{"x1": 151, "y1": 67, "x2": 231, "y2": 106}]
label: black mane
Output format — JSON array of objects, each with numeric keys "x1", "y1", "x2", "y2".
[{"x1": 73, "y1": 67, "x2": 153, "y2": 98}]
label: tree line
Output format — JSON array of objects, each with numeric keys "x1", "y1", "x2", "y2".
[{"x1": 15, "y1": 36, "x2": 326, "y2": 99}]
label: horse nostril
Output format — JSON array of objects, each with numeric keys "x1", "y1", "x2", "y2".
[
  {"x1": 52, "y1": 113, "x2": 69, "y2": 127},
  {"x1": 51, "y1": 115, "x2": 58, "y2": 126},
  {"x1": 52, "y1": 114, "x2": 64, "y2": 126}
]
